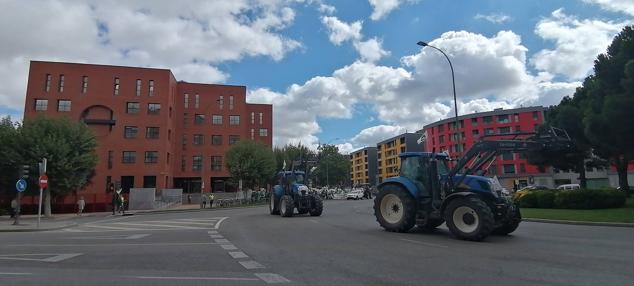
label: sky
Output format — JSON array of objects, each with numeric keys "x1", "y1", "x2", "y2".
[{"x1": 0, "y1": 0, "x2": 632, "y2": 153}]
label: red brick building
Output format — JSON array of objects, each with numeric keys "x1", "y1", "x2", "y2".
[
  {"x1": 23, "y1": 61, "x2": 272, "y2": 209},
  {"x1": 420, "y1": 106, "x2": 548, "y2": 189}
]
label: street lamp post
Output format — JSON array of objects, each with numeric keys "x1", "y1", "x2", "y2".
[{"x1": 417, "y1": 41, "x2": 459, "y2": 130}]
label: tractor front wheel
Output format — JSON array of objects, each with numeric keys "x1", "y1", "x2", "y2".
[
  {"x1": 374, "y1": 185, "x2": 416, "y2": 232},
  {"x1": 493, "y1": 204, "x2": 521, "y2": 235},
  {"x1": 269, "y1": 193, "x2": 279, "y2": 215},
  {"x1": 279, "y1": 195, "x2": 294, "y2": 217},
  {"x1": 309, "y1": 195, "x2": 323, "y2": 216},
  {"x1": 444, "y1": 196, "x2": 494, "y2": 241}
]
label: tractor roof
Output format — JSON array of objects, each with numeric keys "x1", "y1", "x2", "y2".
[{"x1": 399, "y1": 152, "x2": 449, "y2": 159}]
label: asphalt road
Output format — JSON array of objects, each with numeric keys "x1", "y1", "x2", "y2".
[{"x1": 1, "y1": 199, "x2": 633, "y2": 286}]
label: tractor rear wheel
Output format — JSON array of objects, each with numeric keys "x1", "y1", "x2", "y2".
[
  {"x1": 279, "y1": 195, "x2": 294, "y2": 217},
  {"x1": 309, "y1": 195, "x2": 323, "y2": 216},
  {"x1": 444, "y1": 196, "x2": 494, "y2": 241},
  {"x1": 374, "y1": 185, "x2": 416, "y2": 232},
  {"x1": 493, "y1": 204, "x2": 521, "y2": 235},
  {"x1": 269, "y1": 193, "x2": 280, "y2": 215}
]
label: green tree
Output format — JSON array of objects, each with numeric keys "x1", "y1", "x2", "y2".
[
  {"x1": 18, "y1": 116, "x2": 98, "y2": 216},
  {"x1": 583, "y1": 26, "x2": 634, "y2": 191},
  {"x1": 225, "y1": 141, "x2": 276, "y2": 190},
  {"x1": 273, "y1": 143, "x2": 316, "y2": 171},
  {"x1": 0, "y1": 116, "x2": 20, "y2": 196},
  {"x1": 315, "y1": 144, "x2": 351, "y2": 187}
]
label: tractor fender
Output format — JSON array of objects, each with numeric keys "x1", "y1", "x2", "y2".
[
  {"x1": 379, "y1": 177, "x2": 424, "y2": 199},
  {"x1": 439, "y1": 192, "x2": 480, "y2": 214}
]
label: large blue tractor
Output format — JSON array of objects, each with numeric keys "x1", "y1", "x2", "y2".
[
  {"x1": 270, "y1": 170, "x2": 323, "y2": 217},
  {"x1": 374, "y1": 129, "x2": 572, "y2": 241}
]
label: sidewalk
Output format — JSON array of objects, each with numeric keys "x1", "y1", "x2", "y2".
[{"x1": 0, "y1": 212, "x2": 107, "y2": 232}]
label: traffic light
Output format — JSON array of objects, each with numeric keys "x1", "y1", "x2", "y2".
[{"x1": 21, "y1": 165, "x2": 29, "y2": 179}]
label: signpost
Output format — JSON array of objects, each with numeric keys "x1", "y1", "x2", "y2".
[
  {"x1": 13, "y1": 179, "x2": 27, "y2": 225},
  {"x1": 37, "y1": 158, "x2": 47, "y2": 229}
]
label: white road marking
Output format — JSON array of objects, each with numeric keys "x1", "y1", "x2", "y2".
[
  {"x1": 209, "y1": 235, "x2": 223, "y2": 239},
  {"x1": 173, "y1": 218, "x2": 221, "y2": 222},
  {"x1": 400, "y1": 238, "x2": 449, "y2": 248},
  {"x1": 239, "y1": 261, "x2": 265, "y2": 269},
  {"x1": 113, "y1": 222, "x2": 204, "y2": 229},
  {"x1": 134, "y1": 276, "x2": 259, "y2": 281},
  {"x1": 65, "y1": 234, "x2": 150, "y2": 240},
  {"x1": 309, "y1": 219, "x2": 319, "y2": 223},
  {"x1": 220, "y1": 244, "x2": 238, "y2": 250},
  {"x1": 255, "y1": 273, "x2": 291, "y2": 284},
  {"x1": 214, "y1": 217, "x2": 229, "y2": 229},
  {"x1": 214, "y1": 239, "x2": 230, "y2": 244},
  {"x1": 0, "y1": 272, "x2": 32, "y2": 275},
  {"x1": 6, "y1": 242, "x2": 216, "y2": 247},
  {"x1": 145, "y1": 220, "x2": 213, "y2": 226},
  {"x1": 0, "y1": 253, "x2": 83, "y2": 262},
  {"x1": 228, "y1": 251, "x2": 248, "y2": 259},
  {"x1": 79, "y1": 224, "x2": 146, "y2": 231},
  {"x1": 207, "y1": 230, "x2": 219, "y2": 234}
]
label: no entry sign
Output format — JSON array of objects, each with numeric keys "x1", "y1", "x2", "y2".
[{"x1": 39, "y1": 175, "x2": 48, "y2": 189}]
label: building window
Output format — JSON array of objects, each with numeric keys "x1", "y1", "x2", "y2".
[
  {"x1": 497, "y1": 114, "x2": 510, "y2": 123},
  {"x1": 259, "y1": 128, "x2": 268, "y2": 137},
  {"x1": 472, "y1": 129, "x2": 479, "y2": 136},
  {"x1": 146, "y1": 127, "x2": 160, "y2": 139},
  {"x1": 183, "y1": 112, "x2": 189, "y2": 127},
  {"x1": 514, "y1": 113, "x2": 519, "y2": 122},
  {"x1": 483, "y1": 116, "x2": 493, "y2": 124},
  {"x1": 251, "y1": 112, "x2": 255, "y2": 124},
  {"x1": 484, "y1": 128, "x2": 494, "y2": 135},
  {"x1": 35, "y1": 99, "x2": 48, "y2": 111},
  {"x1": 182, "y1": 135, "x2": 187, "y2": 150},
  {"x1": 135, "y1": 79, "x2": 141, "y2": 96},
  {"x1": 58, "y1": 74, "x2": 64, "y2": 92},
  {"x1": 229, "y1": 135, "x2": 240, "y2": 145},
  {"x1": 45, "y1": 74, "x2": 51, "y2": 92},
  {"x1": 471, "y1": 118, "x2": 478, "y2": 126},
  {"x1": 229, "y1": 95, "x2": 234, "y2": 110},
  {"x1": 144, "y1": 151, "x2": 158, "y2": 164},
  {"x1": 148, "y1": 80, "x2": 154, "y2": 96},
  {"x1": 502, "y1": 152, "x2": 514, "y2": 160},
  {"x1": 498, "y1": 127, "x2": 511, "y2": 134},
  {"x1": 212, "y1": 135, "x2": 222, "y2": 145},
  {"x1": 212, "y1": 115, "x2": 222, "y2": 125},
  {"x1": 251, "y1": 129, "x2": 254, "y2": 140},
  {"x1": 193, "y1": 134, "x2": 204, "y2": 145},
  {"x1": 108, "y1": 151, "x2": 113, "y2": 169},
  {"x1": 259, "y1": 112, "x2": 263, "y2": 125},
  {"x1": 81, "y1": 76, "x2": 88, "y2": 94},
  {"x1": 211, "y1": 156, "x2": 223, "y2": 171},
  {"x1": 167, "y1": 152, "x2": 170, "y2": 164},
  {"x1": 520, "y1": 163, "x2": 526, "y2": 173},
  {"x1": 219, "y1": 95, "x2": 224, "y2": 110},
  {"x1": 122, "y1": 151, "x2": 136, "y2": 164},
  {"x1": 192, "y1": 155, "x2": 203, "y2": 172},
  {"x1": 438, "y1": 124, "x2": 444, "y2": 132},
  {"x1": 124, "y1": 101, "x2": 139, "y2": 113},
  {"x1": 229, "y1": 115, "x2": 240, "y2": 125},
  {"x1": 488, "y1": 165, "x2": 497, "y2": 175},
  {"x1": 168, "y1": 129, "x2": 171, "y2": 141},
  {"x1": 114, "y1": 77, "x2": 120, "y2": 95},
  {"x1": 519, "y1": 152, "x2": 527, "y2": 160},
  {"x1": 147, "y1": 103, "x2": 161, "y2": 115},
  {"x1": 195, "y1": 114, "x2": 205, "y2": 125},
  {"x1": 181, "y1": 156, "x2": 186, "y2": 171},
  {"x1": 503, "y1": 164, "x2": 516, "y2": 174},
  {"x1": 515, "y1": 125, "x2": 521, "y2": 133},
  {"x1": 124, "y1": 126, "x2": 138, "y2": 138},
  {"x1": 533, "y1": 111, "x2": 539, "y2": 120},
  {"x1": 184, "y1": 93, "x2": 189, "y2": 108},
  {"x1": 57, "y1": 100, "x2": 71, "y2": 112},
  {"x1": 195, "y1": 94, "x2": 200, "y2": 109}
]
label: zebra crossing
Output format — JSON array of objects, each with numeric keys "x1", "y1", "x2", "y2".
[{"x1": 60, "y1": 217, "x2": 228, "y2": 233}]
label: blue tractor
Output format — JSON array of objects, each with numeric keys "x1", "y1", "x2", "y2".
[
  {"x1": 270, "y1": 170, "x2": 323, "y2": 217},
  {"x1": 374, "y1": 129, "x2": 571, "y2": 241}
]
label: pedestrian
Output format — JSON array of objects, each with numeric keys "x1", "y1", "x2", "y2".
[
  {"x1": 10, "y1": 198, "x2": 17, "y2": 218},
  {"x1": 77, "y1": 196, "x2": 85, "y2": 216},
  {"x1": 187, "y1": 194, "x2": 192, "y2": 204},
  {"x1": 118, "y1": 194, "x2": 125, "y2": 215},
  {"x1": 209, "y1": 194, "x2": 214, "y2": 208},
  {"x1": 109, "y1": 183, "x2": 117, "y2": 215},
  {"x1": 202, "y1": 194, "x2": 208, "y2": 209}
]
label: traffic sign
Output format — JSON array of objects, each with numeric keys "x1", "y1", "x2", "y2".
[
  {"x1": 39, "y1": 175, "x2": 48, "y2": 189},
  {"x1": 16, "y1": 179, "x2": 27, "y2": 192}
]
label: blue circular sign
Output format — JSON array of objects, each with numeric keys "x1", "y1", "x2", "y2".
[{"x1": 16, "y1": 179, "x2": 27, "y2": 192}]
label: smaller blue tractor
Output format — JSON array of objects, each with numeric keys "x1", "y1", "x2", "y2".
[{"x1": 270, "y1": 170, "x2": 323, "y2": 217}]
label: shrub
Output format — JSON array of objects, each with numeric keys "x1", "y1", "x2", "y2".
[{"x1": 519, "y1": 189, "x2": 626, "y2": 209}]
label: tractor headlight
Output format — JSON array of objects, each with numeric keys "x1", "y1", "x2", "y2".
[{"x1": 298, "y1": 185, "x2": 309, "y2": 195}]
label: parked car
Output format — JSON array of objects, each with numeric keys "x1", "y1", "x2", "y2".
[
  {"x1": 514, "y1": 185, "x2": 549, "y2": 198},
  {"x1": 346, "y1": 189, "x2": 365, "y2": 200},
  {"x1": 556, "y1": 184, "x2": 581, "y2": 190}
]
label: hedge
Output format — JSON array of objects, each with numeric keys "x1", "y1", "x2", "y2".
[{"x1": 517, "y1": 189, "x2": 626, "y2": 209}]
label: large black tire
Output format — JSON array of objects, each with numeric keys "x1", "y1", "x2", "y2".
[
  {"x1": 279, "y1": 195, "x2": 294, "y2": 217},
  {"x1": 309, "y1": 195, "x2": 323, "y2": 216},
  {"x1": 493, "y1": 204, "x2": 521, "y2": 235},
  {"x1": 444, "y1": 196, "x2": 494, "y2": 241},
  {"x1": 269, "y1": 193, "x2": 280, "y2": 215},
  {"x1": 417, "y1": 218, "x2": 445, "y2": 231},
  {"x1": 374, "y1": 184, "x2": 416, "y2": 233}
]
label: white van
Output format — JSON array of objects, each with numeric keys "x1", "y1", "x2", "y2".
[{"x1": 556, "y1": 184, "x2": 581, "y2": 190}]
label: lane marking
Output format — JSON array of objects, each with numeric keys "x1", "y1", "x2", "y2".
[
  {"x1": 79, "y1": 224, "x2": 145, "y2": 231},
  {"x1": 134, "y1": 276, "x2": 259, "y2": 281},
  {"x1": 400, "y1": 238, "x2": 449, "y2": 248},
  {"x1": 0, "y1": 272, "x2": 32, "y2": 275},
  {"x1": 255, "y1": 273, "x2": 291, "y2": 284},
  {"x1": 65, "y1": 234, "x2": 150, "y2": 240},
  {"x1": 0, "y1": 253, "x2": 82, "y2": 262},
  {"x1": 145, "y1": 220, "x2": 214, "y2": 226},
  {"x1": 210, "y1": 235, "x2": 224, "y2": 239},
  {"x1": 214, "y1": 217, "x2": 229, "y2": 229},
  {"x1": 228, "y1": 251, "x2": 249, "y2": 259},
  {"x1": 309, "y1": 219, "x2": 319, "y2": 224},
  {"x1": 5, "y1": 242, "x2": 216, "y2": 247},
  {"x1": 113, "y1": 222, "x2": 205, "y2": 229},
  {"x1": 220, "y1": 244, "x2": 238, "y2": 250},
  {"x1": 214, "y1": 239, "x2": 230, "y2": 244},
  {"x1": 173, "y1": 218, "x2": 221, "y2": 222},
  {"x1": 207, "y1": 230, "x2": 219, "y2": 234},
  {"x1": 89, "y1": 216, "x2": 133, "y2": 224},
  {"x1": 239, "y1": 261, "x2": 265, "y2": 269}
]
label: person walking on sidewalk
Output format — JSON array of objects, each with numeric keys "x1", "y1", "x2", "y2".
[
  {"x1": 209, "y1": 194, "x2": 214, "y2": 209},
  {"x1": 77, "y1": 196, "x2": 86, "y2": 216},
  {"x1": 202, "y1": 194, "x2": 208, "y2": 209},
  {"x1": 10, "y1": 198, "x2": 17, "y2": 218}
]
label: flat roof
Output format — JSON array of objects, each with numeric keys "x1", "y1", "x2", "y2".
[
  {"x1": 400, "y1": 152, "x2": 449, "y2": 159},
  {"x1": 376, "y1": 132, "x2": 419, "y2": 145},
  {"x1": 422, "y1": 106, "x2": 546, "y2": 129}
]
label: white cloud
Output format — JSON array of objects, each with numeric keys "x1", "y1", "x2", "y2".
[
  {"x1": 474, "y1": 13, "x2": 512, "y2": 24},
  {"x1": 350, "y1": 125, "x2": 407, "y2": 147},
  {"x1": 0, "y1": 0, "x2": 301, "y2": 112},
  {"x1": 353, "y1": 38, "x2": 390, "y2": 62},
  {"x1": 368, "y1": 0, "x2": 401, "y2": 21},
  {"x1": 321, "y1": 16, "x2": 363, "y2": 45},
  {"x1": 530, "y1": 9, "x2": 629, "y2": 80},
  {"x1": 583, "y1": 0, "x2": 634, "y2": 16},
  {"x1": 318, "y1": 3, "x2": 337, "y2": 14}
]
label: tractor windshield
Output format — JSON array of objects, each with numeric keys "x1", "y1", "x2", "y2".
[
  {"x1": 400, "y1": 156, "x2": 430, "y2": 187},
  {"x1": 287, "y1": 173, "x2": 305, "y2": 184},
  {"x1": 436, "y1": 159, "x2": 449, "y2": 176}
]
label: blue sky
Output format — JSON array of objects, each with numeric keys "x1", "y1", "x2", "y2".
[{"x1": 0, "y1": 0, "x2": 632, "y2": 153}]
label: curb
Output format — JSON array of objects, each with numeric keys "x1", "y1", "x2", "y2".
[
  {"x1": 523, "y1": 218, "x2": 634, "y2": 228},
  {"x1": 132, "y1": 203, "x2": 268, "y2": 215},
  {"x1": 0, "y1": 222, "x2": 78, "y2": 233}
]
